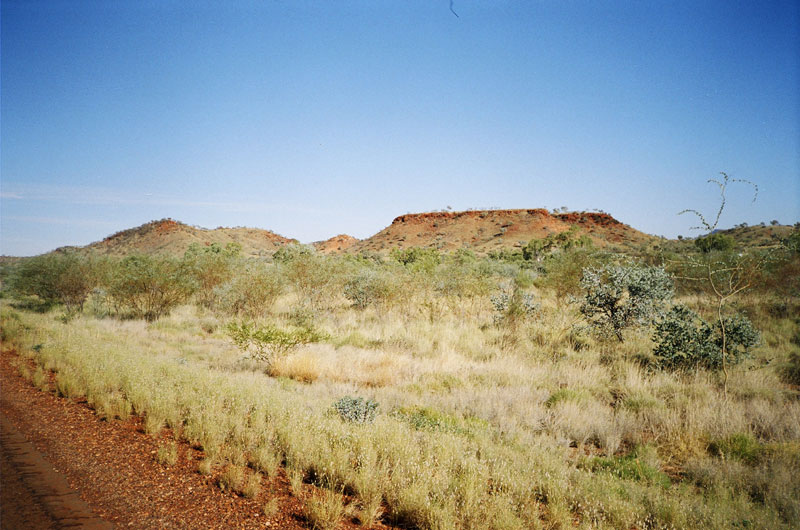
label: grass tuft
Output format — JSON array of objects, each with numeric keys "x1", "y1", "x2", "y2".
[
  {"x1": 156, "y1": 441, "x2": 178, "y2": 466},
  {"x1": 304, "y1": 489, "x2": 346, "y2": 530}
]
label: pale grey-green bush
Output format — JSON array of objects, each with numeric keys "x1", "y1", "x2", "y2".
[
  {"x1": 580, "y1": 264, "x2": 673, "y2": 341},
  {"x1": 653, "y1": 305, "x2": 759, "y2": 370},
  {"x1": 332, "y1": 396, "x2": 378, "y2": 424}
]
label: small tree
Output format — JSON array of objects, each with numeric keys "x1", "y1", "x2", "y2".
[
  {"x1": 183, "y1": 242, "x2": 241, "y2": 308},
  {"x1": 12, "y1": 251, "x2": 104, "y2": 313},
  {"x1": 214, "y1": 261, "x2": 286, "y2": 318},
  {"x1": 579, "y1": 264, "x2": 673, "y2": 342},
  {"x1": 284, "y1": 253, "x2": 344, "y2": 310},
  {"x1": 673, "y1": 172, "x2": 764, "y2": 394},
  {"x1": 694, "y1": 233, "x2": 735, "y2": 254},
  {"x1": 491, "y1": 276, "x2": 538, "y2": 330},
  {"x1": 108, "y1": 255, "x2": 195, "y2": 321}
]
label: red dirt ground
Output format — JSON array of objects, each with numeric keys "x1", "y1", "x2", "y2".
[{"x1": 0, "y1": 348, "x2": 389, "y2": 529}]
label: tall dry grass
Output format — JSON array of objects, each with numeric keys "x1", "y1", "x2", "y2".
[{"x1": 2, "y1": 265, "x2": 798, "y2": 529}]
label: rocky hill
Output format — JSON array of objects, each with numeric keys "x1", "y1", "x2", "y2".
[
  {"x1": 312, "y1": 234, "x2": 360, "y2": 254},
  {"x1": 350, "y1": 209, "x2": 655, "y2": 254},
  {"x1": 84, "y1": 219, "x2": 294, "y2": 257},
  {"x1": 42, "y1": 209, "x2": 664, "y2": 259}
]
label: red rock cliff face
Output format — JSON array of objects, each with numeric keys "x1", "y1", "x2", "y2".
[{"x1": 349, "y1": 209, "x2": 653, "y2": 254}]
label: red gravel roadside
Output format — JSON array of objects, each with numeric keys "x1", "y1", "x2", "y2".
[{"x1": 0, "y1": 347, "x2": 333, "y2": 529}]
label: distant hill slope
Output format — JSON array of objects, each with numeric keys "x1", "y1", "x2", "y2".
[
  {"x1": 313, "y1": 234, "x2": 360, "y2": 254},
  {"x1": 715, "y1": 224, "x2": 795, "y2": 248},
  {"x1": 83, "y1": 219, "x2": 294, "y2": 257},
  {"x1": 350, "y1": 209, "x2": 656, "y2": 254},
  {"x1": 22, "y1": 213, "x2": 796, "y2": 260}
]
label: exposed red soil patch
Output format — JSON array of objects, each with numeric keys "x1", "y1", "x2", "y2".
[
  {"x1": 0, "y1": 349, "x2": 387, "y2": 529},
  {"x1": 1, "y1": 412, "x2": 112, "y2": 529}
]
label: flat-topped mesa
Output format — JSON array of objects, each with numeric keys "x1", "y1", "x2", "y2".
[
  {"x1": 351, "y1": 209, "x2": 654, "y2": 254},
  {"x1": 554, "y1": 211, "x2": 623, "y2": 226},
  {"x1": 391, "y1": 208, "x2": 551, "y2": 225}
]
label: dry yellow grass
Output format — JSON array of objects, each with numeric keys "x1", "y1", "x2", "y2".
[{"x1": 2, "y1": 260, "x2": 798, "y2": 530}]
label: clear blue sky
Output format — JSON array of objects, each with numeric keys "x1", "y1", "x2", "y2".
[{"x1": 2, "y1": 0, "x2": 798, "y2": 256}]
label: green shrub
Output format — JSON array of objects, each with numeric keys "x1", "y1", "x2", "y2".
[
  {"x1": 433, "y1": 262, "x2": 492, "y2": 300},
  {"x1": 272, "y1": 243, "x2": 314, "y2": 263},
  {"x1": 522, "y1": 225, "x2": 591, "y2": 261},
  {"x1": 534, "y1": 248, "x2": 602, "y2": 297},
  {"x1": 284, "y1": 253, "x2": 344, "y2": 310},
  {"x1": 343, "y1": 269, "x2": 399, "y2": 310},
  {"x1": 225, "y1": 321, "x2": 328, "y2": 366},
  {"x1": 781, "y1": 228, "x2": 800, "y2": 254},
  {"x1": 392, "y1": 405, "x2": 487, "y2": 436},
  {"x1": 108, "y1": 255, "x2": 195, "y2": 321},
  {"x1": 332, "y1": 396, "x2": 378, "y2": 424},
  {"x1": 390, "y1": 247, "x2": 441, "y2": 273},
  {"x1": 183, "y1": 242, "x2": 241, "y2": 308},
  {"x1": 12, "y1": 251, "x2": 105, "y2": 313},
  {"x1": 579, "y1": 264, "x2": 673, "y2": 341},
  {"x1": 213, "y1": 262, "x2": 285, "y2": 318},
  {"x1": 652, "y1": 305, "x2": 760, "y2": 370},
  {"x1": 708, "y1": 433, "x2": 763, "y2": 464},
  {"x1": 694, "y1": 233, "x2": 735, "y2": 253},
  {"x1": 581, "y1": 445, "x2": 671, "y2": 488}
]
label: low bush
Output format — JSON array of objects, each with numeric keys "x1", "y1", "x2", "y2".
[
  {"x1": 579, "y1": 263, "x2": 674, "y2": 341},
  {"x1": 581, "y1": 445, "x2": 670, "y2": 488},
  {"x1": 652, "y1": 305, "x2": 759, "y2": 370},
  {"x1": 183, "y1": 242, "x2": 241, "y2": 308},
  {"x1": 708, "y1": 433, "x2": 763, "y2": 464},
  {"x1": 694, "y1": 233, "x2": 735, "y2": 253},
  {"x1": 491, "y1": 286, "x2": 538, "y2": 327},
  {"x1": 284, "y1": 252, "x2": 345, "y2": 310},
  {"x1": 332, "y1": 396, "x2": 378, "y2": 424},
  {"x1": 343, "y1": 269, "x2": 400, "y2": 310},
  {"x1": 225, "y1": 321, "x2": 328, "y2": 366},
  {"x1": 390, "y1": 247, "x2": 441, "y2": 273}
]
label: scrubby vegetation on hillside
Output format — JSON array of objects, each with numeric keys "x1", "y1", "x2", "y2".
[{"x1": 1, "y1": 226, "x2": 799, "y2": 529}]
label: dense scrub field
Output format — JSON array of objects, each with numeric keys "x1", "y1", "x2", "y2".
[{"x1": 1, "y1": 230, "x2": 799, "y2": 529}]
